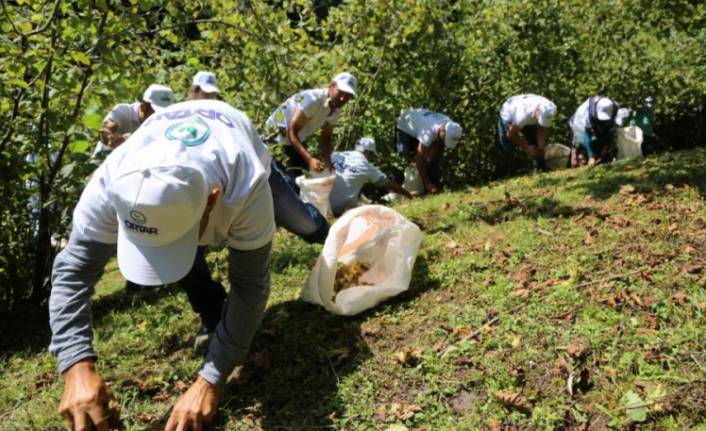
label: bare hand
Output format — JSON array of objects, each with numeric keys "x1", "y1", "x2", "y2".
[
  {"x1": 308, "y1": 157, "x2": 324, "y2": 173},
  {"x1": 165, "y1": 376, "x2": 219, "y2": 431},
  {"x1": 408, "y1": 191, "x2": 420, "y2": 197},
  {"x1": 425, "y1": 183, "x2": 439, "y2": 194},
  {"x1": 59, "y1": 360, "x2": 120, "y2": 431},
  {"x1": 587, "y1": 157, "x2": 597, "y2": 167}
]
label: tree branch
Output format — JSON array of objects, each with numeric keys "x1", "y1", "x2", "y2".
[{"x1": 24, "y1": 0, "x2": 62, "y2": 37}]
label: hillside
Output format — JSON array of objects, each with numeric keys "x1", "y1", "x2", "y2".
[{"x1": 2, "y1": 149, "x2": 706, "y2": 430}]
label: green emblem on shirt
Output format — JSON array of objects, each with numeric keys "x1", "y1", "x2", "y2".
[
  {"x1": 130, "y1": 210, "x2": 147, "y2": 225},
  {"x1": 166, "y1": 117, "x2": 211, "y2": 146}
]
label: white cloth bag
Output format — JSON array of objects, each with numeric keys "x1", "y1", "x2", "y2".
[
  {"x1": 382, "y1": 163, "x2": 424, "y2": 203},
  {"x1": 543, "y1": 144, "x2": 571, "y2": 170},
  {"x1": 295, "y1": 170, "x2": 336, "y2": 218},
  {"x1": 300, "y1": 205, "x2": 423, "y2": 315},
  {"x1": 616, "y1": 126, "x2": 644, "y2": 160}
]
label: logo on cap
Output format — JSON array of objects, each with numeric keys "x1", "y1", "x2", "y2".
[
  {"x1": 166, "y1": 117, "x2": 211, "y2": 146},
  {"x1": 130, "y1": 210, "x2": 147, "y2": 225}
]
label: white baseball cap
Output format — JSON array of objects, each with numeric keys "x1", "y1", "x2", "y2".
[
  {"x1": 108, "y1": 141, "x2": 208, "y2": 286},
  {"x1": 444, "y1": 121, "x2": 463, "y2": 149},
  {"x1": 332, "y1": 72, "x2": 357, "y2": 96},
  {"x1": 537, "y1": 101, "x2": 558, "y2": 128},
  {"x1": 192, "y1": 71, "x2": 220, "y2": 94},
  {"x1": 143, "y1": 84, "x2": 174, "y2": 112},
  {"x1": 596, "y1": 98, "x2": 615, "y2": 121},
  {"x1": 355, "y1": 137, "x2": 376, "y2": 153}
]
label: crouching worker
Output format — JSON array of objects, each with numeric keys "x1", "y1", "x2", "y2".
[
  {"x1": 569, "y1": 96, "x2": 630, "y2": 167},
  {"x1": 330, "y1": 137, "x2": 417, "y2": 216},
  {"x1": 49, "y1": 99, "x2": 275, "y2": 431},
  {"x1": 395, "y1": 109, "x2": 463, "y2": 194},
  {"x1": 495, "y1": 94, "x2": 557, "y2": 178}
]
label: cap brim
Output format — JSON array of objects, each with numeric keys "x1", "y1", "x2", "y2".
[
  {"x1": 337, "y1": 83, "x2": 356, "y2": 96},
  {"x1": 199, "y1": 83, "x2": 220, "y2": 94},
  {"x1": 150, "y1": 102, "x2": 170, "y2": 113},
  {"x1": 117, "y1": 221, "x2": 199, "y2": 286}
]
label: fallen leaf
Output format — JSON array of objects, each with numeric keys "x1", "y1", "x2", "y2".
[
  {"x1": 668, "y1": 223, "x2": 678, "y2": 233},
  {"x1": 566, "y1": 343, "x2": 586, "y2": 359},
  {"x1": 672, "y1": 292, "x2": 688, "y2": 305},
  {"x1": 620, "y1": 184, "x2": 636, "y2": 195},
  {"x1": 495, "y1": 390, "x2": 530, "y2": 411},
  {"x1": 509, "y1": 334, "x2": 522, "y2": 348},
  {"x1": 488, "y1": 418, "x2": 502, "y2": 431},
  {"x1": 446, "y1": 240, "x2": 459, "y2": 249},
  {"x1": 622, "y1": 390, "x2": 647, "y2": 422},
  {"x1": 395, "y1": 347, "x2": 422, "y2": 366},
  {"x1": 511, "y1": 288, "x2": 530, "y2": 298}
]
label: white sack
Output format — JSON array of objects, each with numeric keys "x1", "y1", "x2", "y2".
[
  {"x1": 300, "y1": 205, "x2": 423, "y2": 315},
  {"x1": 543, "y1": 144, "x2": 571, "y2": 171},
  {"x1": 616, "y1": 126, "x2": 644, "y2": 160},
  {"x1": 296, "y1": 170, "x2": 336, "y2": 218}
]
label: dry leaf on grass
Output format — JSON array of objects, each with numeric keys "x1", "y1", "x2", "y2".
[
  {"x1": 395, "y1": 346, "x2": 422, "y2": 366},
  {"x1": 495, "y1": 390, "x2": 531, "y2": 411},
  {"x1": 672, "y1": 292, "x2": 688, "y2": 305},
  {"x1": 511, "y1": 288, "x2": 530, "y2": 298}
]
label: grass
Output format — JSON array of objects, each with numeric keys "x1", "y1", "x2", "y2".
[{"x1": 2, "y1": 149, "x2": 706, "y2": 430}]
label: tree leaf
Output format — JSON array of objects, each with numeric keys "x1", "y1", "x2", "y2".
[{"x1": 622, "y1": 391, "x2": 647, "y2": 422}]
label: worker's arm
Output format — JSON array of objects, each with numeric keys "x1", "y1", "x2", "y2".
[
  {"x1": 318, "y1": 122, "x2": 335, "y2": 172},
  {"x1": 287, "y1": 109, "x2": 323, "y2": 172},
  {"x1": 415, "y1": 142, "x2": 437, "y2": 194},
  {"x1": 384, "y1": 179, "x2": 416, "y2": 197}
]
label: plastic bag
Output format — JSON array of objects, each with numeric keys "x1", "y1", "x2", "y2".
[
  {"x1": 300, "y1": 205, "x2": 423, "y2": 315},
  {"x1": 403, "y1": 163, "x2": 424, "y2": 194},
  {"x1": 616, "y1": 126, "x2": 643, "y2": 160},
  {"x1": 543, "y1": 144, "x2": 571, "y2": 170},
  {"x1": 382, "y1": 163, "x2": 424, "y2": 202},
  {"x1": 295, "y1": 170, "x2": 336, "y2": 218}
]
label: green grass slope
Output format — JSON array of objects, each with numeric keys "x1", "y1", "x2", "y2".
[{"x1": 2, "y1": 149, "x2": 706, "y2": 430}]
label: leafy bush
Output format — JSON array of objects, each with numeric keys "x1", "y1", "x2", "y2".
[{"x1": 1, "y1": 0, "x2": 705, "y2": 310}]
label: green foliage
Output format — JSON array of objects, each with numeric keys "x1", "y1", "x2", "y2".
[{"x1": 1, "y1": 0, "x2": 706, "y2": 310}]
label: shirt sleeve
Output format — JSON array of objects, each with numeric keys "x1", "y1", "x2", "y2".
[
  {"x1": 362, "y1": 161, "x2": 388, "y2": 187},
  {"x1": 103, "y1": 104, "x2": 130, "y2": 127},
  {"x1": 49, "y1": 228, "x2": 116, "y2": 373}
]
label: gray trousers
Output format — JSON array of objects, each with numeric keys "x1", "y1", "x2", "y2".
[{"x1": 49, "y1": 230, "x2": 271, "y2": 386}]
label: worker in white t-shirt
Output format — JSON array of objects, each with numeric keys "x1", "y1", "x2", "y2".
[
  {"x1": 330, "y1": 137, "x2": 416, "y2": 216},
  {"x1": 92, "y1": 84, "x2": 174, "y2": 158},
  {"x1": 265, "y1": 72, "x2": 357, "y2": 180},
  {"x1": 495, "y1": 94, "x2": 557, "y2": 178},
  {"x1": 395, "y1": 109, "x2": 463, "y2": 194},
  {"x1": 189, "y1": 71, "x2": 220, "y2": 100},
  {"x1": 568, "y1": 96, "x2": 630, "y2": 167},
  {"x1": 49, "y1": 100, "x2": 274, "y2": 431}
]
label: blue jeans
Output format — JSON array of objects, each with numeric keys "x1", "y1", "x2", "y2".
[
  {"x1": 269, "y1": 160, "x2": 329, "y2": 244},
  {"x1": 495, "y1": 119, "x2": 546, "y2": 178}
]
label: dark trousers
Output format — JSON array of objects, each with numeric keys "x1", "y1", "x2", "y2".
[
  {"x1": 180, "y1": 246, "x2": 227, "y2": 331},
  {"x1": 181, "y1": 161, "x2": 329, "y2": 330},
  {"x1": 395, "y1": 128, "x2": 443, "y2": 186},
  {"x1": 495, "y1": 120, "x2": 546, "y2": 178}
]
